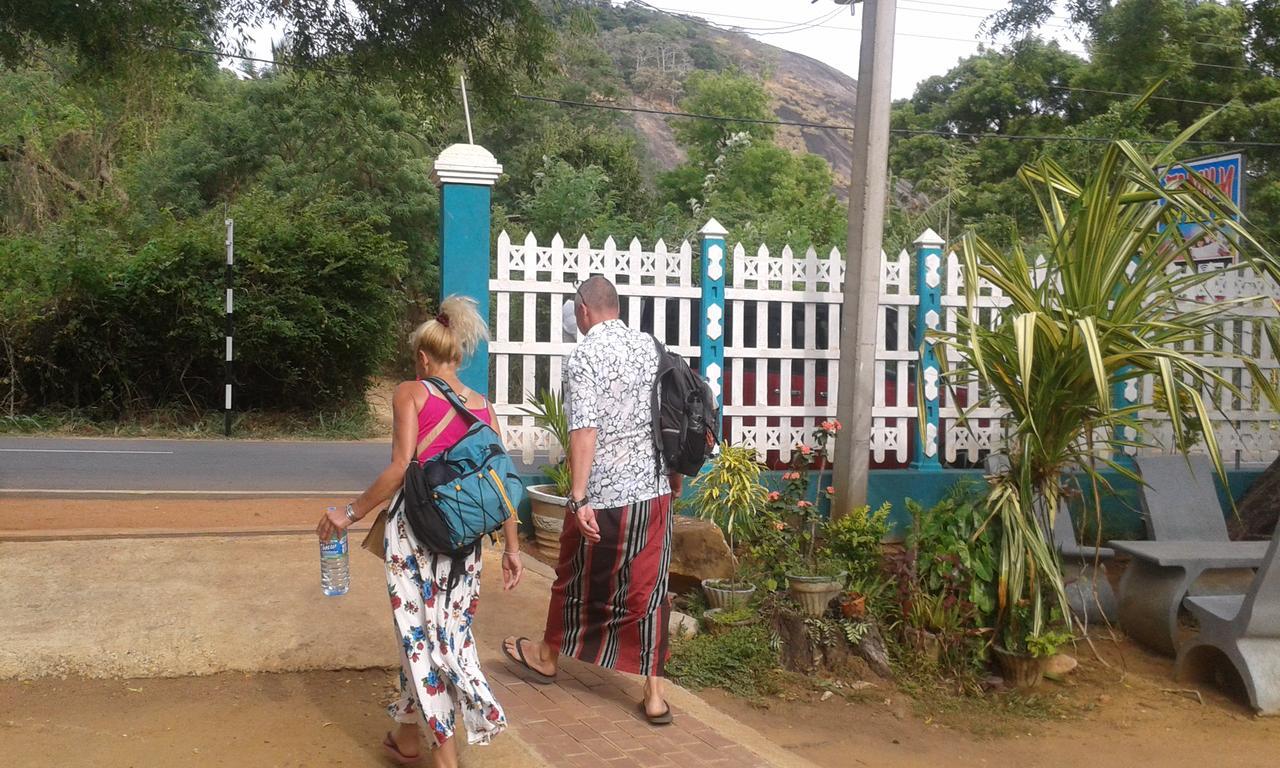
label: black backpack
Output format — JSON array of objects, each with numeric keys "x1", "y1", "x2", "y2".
[{"x1": 650, "y1": 337, "x2": 718, "y2": 477}]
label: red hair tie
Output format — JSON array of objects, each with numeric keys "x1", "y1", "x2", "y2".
[{"x1": 435, "y1": 312, "x2": 451, "y2": 328}]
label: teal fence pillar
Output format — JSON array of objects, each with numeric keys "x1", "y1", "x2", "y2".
[
  {"x1": 432, "y1": 143, "x2": 503, "y2": 394},
  {"x1": 1111, "y1": 375, "x2": 1139, "y2": 467},
  {"x1": 912, "y1": 229, "x2": 945, "y2": 471},
  {"x1": 699, "y1": 218, "x2": 728, "y2": 418}
]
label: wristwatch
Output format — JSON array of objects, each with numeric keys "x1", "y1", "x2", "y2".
[{"x1": 566, "y1": 496, "x2": 588, "y2": 514}]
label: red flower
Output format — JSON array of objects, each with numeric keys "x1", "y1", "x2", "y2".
[
  {"x1": 767, "y1": 491, "x2": 781, "y2": 502},
  {"x1": 391, "y1": 595, "x2": 402, "y2": 610},
  {"x1": 797, "y1": 500, "x2": 814, "y2": 509},
  {"x1": 798, "y1": 444, "x2": 813, "y2": 456},
  {"x1": 826, "y1": 486, "x2": 836, "y2": 496}
]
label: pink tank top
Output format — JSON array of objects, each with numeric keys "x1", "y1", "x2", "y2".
[{"x1": 416, "y1": 382, "x2": 493, "y2": 461}]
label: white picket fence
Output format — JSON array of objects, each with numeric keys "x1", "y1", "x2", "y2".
[
  {"x1": 489, "y1": 231, "x2": 698, "y2": 462},
  {"x1": 488, "y1": 228, "x2": 1280, "y2": 467}
]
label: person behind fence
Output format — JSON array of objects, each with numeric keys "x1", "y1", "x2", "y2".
[
  {"x1": 501, "y1": 275, "x2": 682, "y2": 725},
  {"x1": 316, "y1": 295, "x2": 524, "y2": 767}
]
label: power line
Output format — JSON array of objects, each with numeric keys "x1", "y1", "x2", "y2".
[
  {"x1": 154, "y1": 44, "x2": 1280, "y2": 149},
  {"x1": 518, "y1": 93, "x2": 1280, "y2": 149}
]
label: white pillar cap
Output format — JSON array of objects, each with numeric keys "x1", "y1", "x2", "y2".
[
  {"x1": 432, "y1": 143, "x2": 503, "y2": 187},
  {"x1": 700, "y1": 218, "x2": 728, "y2": 238},
  {"x1": 914, "y1": 228, "x2": 945, "y2": 248}
]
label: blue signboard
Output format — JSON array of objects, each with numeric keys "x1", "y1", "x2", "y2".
[{"x1": 1158, "y1": 152, "x2": 1245, "y2": 264}]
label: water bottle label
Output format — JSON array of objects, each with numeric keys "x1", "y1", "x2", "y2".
[{"x1": 320, "y1": 535, "x2": 348, "y2": 557}]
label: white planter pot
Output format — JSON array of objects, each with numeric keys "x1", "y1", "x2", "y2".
[
  {"x1": 701, "y1": 579, "x2": 756, "y2": 610},
  {"x1": 786, "y1": 573, "x2": 846, "y2": 618},
  {"x1": 527, "y1": 484, "x2": 567, "y2": 559}
]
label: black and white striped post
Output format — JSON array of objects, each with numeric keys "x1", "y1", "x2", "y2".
[{"x1": 224, "y1": 215, "x2": 234, "y2": 437}]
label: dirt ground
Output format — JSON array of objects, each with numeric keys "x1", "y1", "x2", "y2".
[
  {"x1": 5, "y1": 497, "x2": 1280, "y2": 768},
  {"x1": 0, "y1": 669, "x2": 537, "y2": 768},
  {"x1": 700, "y1": 632, "x2": 1280, "y2": 768}
]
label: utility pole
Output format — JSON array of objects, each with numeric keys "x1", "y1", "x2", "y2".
[
  {"x1": 224, "y1": 212, "x2": 234, "y2": 437},
  {"x1": 832, "y1": 0, "x2": 897, "y2": 517}
]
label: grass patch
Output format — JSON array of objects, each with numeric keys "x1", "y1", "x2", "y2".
[
  {"x1": 0, "y1": 403, "x2": 382, "y2": 440},
  {"x1": 667, "y1": 624, "x2": 780, "y2": 697}
]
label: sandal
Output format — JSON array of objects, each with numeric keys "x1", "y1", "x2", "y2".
[
  {"x1": 502, "y1": 636, "x2": 557, "y2": 685},
  {"x1": 382, "y1": 731, "x2": 423, "y2": 765},
  {"x1": 638, "y1": 700, "x2": 674, "y2": 726}
]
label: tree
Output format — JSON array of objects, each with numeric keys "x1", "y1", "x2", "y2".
[
  {"x1": 671, "y1": 70, "x2": 775, "y2": 163},
  {"x1": 0, "y1": 0, "x2": 550, "y2": 103}
]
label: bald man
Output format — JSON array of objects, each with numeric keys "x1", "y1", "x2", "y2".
[{"x1": 504, "y1": 275, "x2": 681, "y2": 725}]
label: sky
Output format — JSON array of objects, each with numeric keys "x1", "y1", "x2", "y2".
[
  {"x1": 640, "y1": 0, "x2": 1088, "y2": 99},
  {"x1": 239, "y1": 1, "x2": 1089, "y2": 101}
]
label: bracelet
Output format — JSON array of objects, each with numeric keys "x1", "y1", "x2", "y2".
[
  {"x1": 503, "y1": 550, "x2": 520, "y2": 556},
  {"x1": 344, "y1": 503, "x2": 358, "y2": 523}
]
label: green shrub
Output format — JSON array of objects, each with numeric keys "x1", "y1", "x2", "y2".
[
  {"x1": 666, "y1": 624, "x2": 778, "y2": 696},
  {"x1": 2, "y1": 189, "x2": 406, "y2": 414}
]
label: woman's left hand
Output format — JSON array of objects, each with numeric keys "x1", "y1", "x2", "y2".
[
  {"x1": 501, "y1": 551, "x2": 523, "y2": 591},
  {"x1": 316, "y1": 505, "x2": 353, "y2": 540}
]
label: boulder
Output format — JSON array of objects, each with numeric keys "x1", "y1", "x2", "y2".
[
  {"x1": 668, "y1": 516, "x2": 736, "y2": 596},
  {"x1": 1043, "y1": 653, "x2": 1078, "y2": 681},
  {"x1": 669, "y1": 610, "x2": 699, "y2": 639}
]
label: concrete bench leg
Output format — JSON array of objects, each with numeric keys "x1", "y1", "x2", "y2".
[
  {"x1": 1177, "y1": 638, "x2": 1280, "y2": 716},
  {"x1": 1064, "y1": 561, "x2": 1118, "y2": 626},
  {"x1": 1117, "y1": 558, "x2": 1195, "y2": 656}
]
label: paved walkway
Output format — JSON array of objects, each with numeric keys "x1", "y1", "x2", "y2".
[
  {"x1": 492, "y1": 655, "x2": 770, "y2": 768},
  {"x1": 0, "y1": 527, "x2": 810, "y2": 768}
]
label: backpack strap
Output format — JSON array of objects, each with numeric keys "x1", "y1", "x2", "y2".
[
  {"x1": 425, "y1": 376, "x2": 484, "y2": 428},
  {"x1": 414, "y1": 397, "x2": 458, "y2": 460},
  {"x1": 650, "y1": 336, "x2": 666, "y2": 478}
]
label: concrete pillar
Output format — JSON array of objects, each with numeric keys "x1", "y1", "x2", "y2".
[
  {"x1": 431, "y1": 143, "x2": 503, "y2": 394},
  {"x1": 699, "y1": 218, "x2": 728, "y2": 417},
  {"x1": 912, "y1": 228, "x2": 945, "y2": 471}
]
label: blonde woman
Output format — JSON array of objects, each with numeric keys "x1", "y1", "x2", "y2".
[{"x1": 316, "y1": 295, "x2": 523, "y2": 767}]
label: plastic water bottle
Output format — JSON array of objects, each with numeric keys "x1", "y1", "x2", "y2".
[{"x1": 320, "y1": 506, "x2": 350, "y2": 596}]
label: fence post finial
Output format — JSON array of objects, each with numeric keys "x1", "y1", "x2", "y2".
[
  {"x1": 699, "y1": 219, "x2": 728, "y2": 418},
  {"x1": 912, "y1": 230, "x2": 945, "y2": 471}
]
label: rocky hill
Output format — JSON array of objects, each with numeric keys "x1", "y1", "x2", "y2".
[{"x1": 584, "y1": 3, "x2": 858, "y2": 193}]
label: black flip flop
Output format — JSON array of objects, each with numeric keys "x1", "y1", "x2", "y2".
[
  {"x1": 638, "y1": 700, "x2": 674, "y2": 726},
  {"x1": 502, "y1": 636, "x2": 556, "y2": 685}
]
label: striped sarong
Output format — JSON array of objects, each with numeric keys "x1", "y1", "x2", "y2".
[{"x1": 543, "y1": 494, "x2": 673, "y2": 677}]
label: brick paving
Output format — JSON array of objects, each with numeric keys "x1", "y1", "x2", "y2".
[{"x1": 490, "y1": 655, "x2": 774, "y2": 768}]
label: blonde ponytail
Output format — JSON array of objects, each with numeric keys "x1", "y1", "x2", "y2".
[{"x1": 409, "y1": 295, "x2": 489, "y2": 365}]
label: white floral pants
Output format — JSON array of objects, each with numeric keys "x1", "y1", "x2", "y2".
[{"x1": 384, "y1": 512, "x2": 506, "y2": 748}]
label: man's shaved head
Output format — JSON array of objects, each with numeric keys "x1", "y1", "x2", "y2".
[{"x1": 575, "y1": 275, "x2": 619, "y2": 314}]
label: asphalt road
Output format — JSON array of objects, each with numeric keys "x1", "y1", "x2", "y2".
[{"x1": 0, "y1": 436, "x2": 391, "y2": 494}]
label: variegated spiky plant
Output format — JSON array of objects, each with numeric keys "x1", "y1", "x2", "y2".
[{"x1": 929, "y1": 109, "x2": 1280, "y2": 654}]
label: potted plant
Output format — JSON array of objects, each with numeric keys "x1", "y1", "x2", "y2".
[
  {"x1": 781, "y1": 420, "x2": 847, "y2": 617},
  {"x1": 521, "y1": 389, "x2": 571, "y2": 558},
  {"x1": 703, "y1": 603, "x2": 758, "y2": 636},
  {"x1": 684, "y1": 442, "x2": 768, "y2": 610},
  {"x1": 927, "y1": 115, "x2": 1279, "y2": 687}
]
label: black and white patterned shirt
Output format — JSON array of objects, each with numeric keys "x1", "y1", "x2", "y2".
[{"x1": 563, "y1": 319, "x2": 670, "y2": 508}]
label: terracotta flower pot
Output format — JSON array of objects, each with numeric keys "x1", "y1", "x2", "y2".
[
  {"x1": 526, "y1": 484, "x2": 567, "y2": 559},
  {"x1": 701, "y1": 579, "x2": 756, "y2": 610},
  {"x1": 992, "y1": 645, "x2": 1047, "y2": 690},
  {"x1": 839, "y1": 593, "x2": 867, "y2": 620},
  {"x1": 786, "y1": 573, "x2": 846, "y2": 618}
]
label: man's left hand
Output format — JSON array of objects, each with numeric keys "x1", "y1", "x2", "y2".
[
  {"x1": 575, "y1": 503, "x2": 601, "y2": 543},
  {"x1": 668, "y1": 473, "x2": 683, "y2": 498}
]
